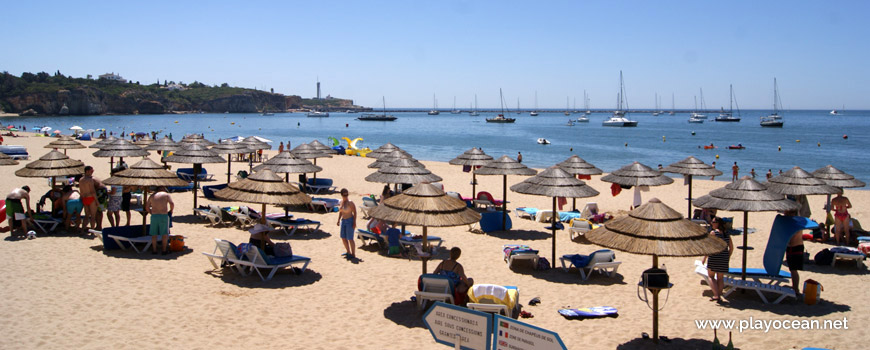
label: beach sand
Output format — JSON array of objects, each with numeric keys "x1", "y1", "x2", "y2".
[{"x1": 0, "y1": 133, "x2": 866, "y2": 350}]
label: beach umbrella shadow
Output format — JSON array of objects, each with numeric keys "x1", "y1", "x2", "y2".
[
  {"x1": 617, "y1": 337, "x2": 717, "y2": 349},
  {"x1": 484, "y1": 229, "x2": 551, "y2": 241},
  {"x1": 210, "y1": 269, "x2": 322, "y2": 289},
  {"x1": 383, "y1": 300, "x2": 426, "y2": 329},
  {"x1": 723, "y1": 295, "x2": 851, "y2": 316},
  {"x1": 512, "y1": 266, "x2": 627, "y2": 286}
]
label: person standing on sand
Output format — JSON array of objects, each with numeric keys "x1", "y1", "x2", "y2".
[
  {"x1": 785, "y1": 211, "x2": 804, "y2": 294},
  {"x1": 831, "y1": 193, "x2": 853, "y2": 245},
  {"x1": 517, "y1": 152, "x2": 522, "y2": 164},
  {"x1": 278, "y1": 141, "x2": 284, "y2": 153},
  {"x1": 766, "y1": 169, "x2": 773, "y2": 180},
  {"x1": 336, "y1": 188, "x2": 357, "y2": 259},
  {"x1": 146, "y1": 187, "x2": 174, "y2": 255},
  {"x1": 731, "y1": 162, "x2": 739, "y2": 182},
  {"x1": 6, "y1": 186, "x2": 32, "y2": 236},
  {"x1": 710, "y1": 161, "x2": 717, "y2": 180},
  {"x1": 702, "y1": 217, "x2": 733, "y2": 302},
  {"x1": 79, "y1": 166, "x2": 105, "y2": 232}
]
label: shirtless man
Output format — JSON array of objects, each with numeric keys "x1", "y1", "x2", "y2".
[
  {"x1": 78, "y1": 166, "x2": 105, "y2": 231},
  {"x1": 336, "y1": 188, "x2": 357, "y2": 259},
  {"x1": 60, "y1": 185, "x2": 82, "y2": 233},
  {"x1": 146, "y1": 187, "x2": 174, "y2": 255},
  {"x1": 786, "y1": 214, "x2": 805, "y2": 295},
  {"x1": 6, "y1": 186, "x2": 32, "y2": 236},
  {"x1": 831, "y1": 193, "x2": 853, "y2": 245}
]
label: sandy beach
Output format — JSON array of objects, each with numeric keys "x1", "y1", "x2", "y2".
[{"x1": 0, "y1": 132, "x2": 866, "y2": 350}]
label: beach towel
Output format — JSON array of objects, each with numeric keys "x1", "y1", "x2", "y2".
[
  {"x1": 462, "y1": 165, "x2": 471, "y2": 173},
  {"x1": 577, "y1": 174, "x2": 591, "y2": 180},
  {"x1": 611, "y1": 183, "x2": 621, "y2": 196},
  {"x1": 557, "y1": 197, "x2": 567, "y2": 210}
]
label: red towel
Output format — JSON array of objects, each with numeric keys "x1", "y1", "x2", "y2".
[
  {"x1": 611, "y1": 183, "x2": 622, "y2": 196},
  {"x1": 557, "y1": 197, "x2": 567, "y2": 210},
  {"x1": 578, "y1": 174, "x2": 592, "y2": 180}
]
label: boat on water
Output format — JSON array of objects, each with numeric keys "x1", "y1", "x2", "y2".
[
  {"x1": 669, "y1": 93, "x2": 675, "y2": 115},
  {"x1": 469, "y1": 95, "x2": 480, "y2": 116},
  {"x1": 530, "y1": 91, "x2": 539, "y2": 116},
  {"x1": 690, "y1": 89, "x2": 707, "y2": 119},
  {"x1": 760, "y1": 78, "x2": 784, "y2": 127},
  {"x1": 359, "y1": 97, "x2": 396, "y2": 121},
  {"x1": 830, "y1": 109, "x2": 839, "y2": 115},
  {"x1": 261, "y1": 112, "x2": 275, "y2": 116},
  {"x1": 830, "y1": 105, "x2": 843, "y2": 115},
  {"x1": 727, "y1": 144, "x2": 745, "y2": 150},
  {"x1": 688, "y1": 116, "x2": 704, "y2": 123},
  {"x1": 576, "y1": 115, "x2": 589, "y2": 123},
  {"x1": 450, "y1": 96, "x2": 461, "y2": 114},
  {"x1": 715, "y1": 85, "x2": 741, "y2": 122},
  {"x1": 652, "y1": 93, "x2": 661, "y2": 116},
  {"x1": 602, "y1": 71, "x2": 638, "y2": 127},
  {"x1": 428, "y1": 94, "x2": 440, "y2": 115},
  {"x1": 564, "y1": 97, "x2": 571, "y2": 116},
  {"x1": 486, "y1": 89, "x2": 517, "y2": 123},
  {"x1": 537, "y1": 138, "x2": 550, "y2": 144},
  {"x1": 566, "y1": 119, "x2": 575, "y2": 126},
  {"x1": 346, "y1": 110, "x2": 357, "y2": 114},
  {"x1": 584, "y1": 90, "x2": 591, "y2": 115},
  {"x1": 306, "y1": 110, "x2": 329, "y2": 117}
]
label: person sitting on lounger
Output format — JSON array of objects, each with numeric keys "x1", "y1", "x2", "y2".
[
  {"x1": 367, "y1": 218, "x2": 388, "y2": 235},
  {"x1": 832, "y1": 193, "x2": 853, "y2": 245},
  {"x1": 434, "y1": 247, "x2": 474, "y2": 303},
  {"x1": 249, "y1": 223, "x2": 275, "y2": 256}
]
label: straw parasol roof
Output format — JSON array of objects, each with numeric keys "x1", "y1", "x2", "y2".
[
  {"x1": 210, "y1": 141, "x2": 252, "y2": 155},
  {"x1": 448, "y1": 147, "x2": 493, "y2": 166},
  {"x1": 309, "y1": 140, "x2": 336, "y2": 154},
  {"x1": 132, "y1": 135, "x2": 155, "y2": 146},
  {"x1": 290, "y1": 143, "x2": 332, "y2": 159},
  {"x1": 92, "y1": 139, "x2": 149, "y2": 158},
  {"x1": 102, "y1": 158, "x2": 189, "y2": 187},
  {"x1": 811, "y1": 165, "x2": 866, "y2": 189},
  {"x1": 662, "y1": 156, "x2": 722, "y2": 177},
  {"x1": 601, "y1": 162, "x2": 674, "y2": 187},
  {"x1": 15, "y1": 150, "x2": 84, "y2": 178},
  {"x1": 181, "y1": 134, "x2": 216, "y2": 146},
  {"x1": 163, "y1": 143, "x2": 226, "y2": 164},
  {"x1": 215, "y1": 168, "x2": 311, "y2": 207},
  {"x1": 511, "y1": 166, "x2": 600, "y2": 267},
  {"x1": 238, "y1": 136, "x2": 271, "y2": 150},
  {"x1": 368, "y1": 142, "x2": 401, "y2": 159},
  {"x1": 89, "y1": 136, "x2": 118, "y2": 149},
  {"x1": 365, "y1": 158, "x2": 442, "y2": 184},
  {"x1": 693, "y1": 176, "x2": 801, "y2": 212},
  {"x1": 368, "y1": 149, "x2": 418, "y2": 169},
  {"x1": 474, "y1": 155, "x2": 537, "y2": 176},
  {"x1": 145, "y1": 136, "x2": 181, "y2": 151},
  {"x1": 45, "y1": 136, "x2": 86, "y2": 150},
  {"x1": 0, "y1": 152, "x2": 19, "y2": 166},
  {"x1": 253, "y1": 151, "x2": 322, "y2": 174},
  {"x1": 557, "y1": 155, "x2": 603, "y2": 176},
  {"x1": 369, "y1": 183, "x2": 482, "y2": 274},
  {"x1": 586, "y1": 198, "x2": 726, "y2": 257},
  {"x1": 765, "y1": 166, "x2": 840, "y2": 196}
]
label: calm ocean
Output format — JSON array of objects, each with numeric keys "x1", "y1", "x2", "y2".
[{"x1": 6, "y1": 110, "x2": 869, "y2": 185}]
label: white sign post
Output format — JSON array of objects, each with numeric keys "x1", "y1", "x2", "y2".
[
  {"x1": 423, "y1": 302, "x2": 493, "y2": 350},
  {"x1": 492, "y1": 314, "x2": 566, "y2": 350}
]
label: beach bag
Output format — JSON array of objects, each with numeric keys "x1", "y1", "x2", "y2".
[
  {"x1": 642, "y1": 268, "x2": 669, "y2": 289},
  {"x1": 535, "y1": 257, "x2": 551, "y2": 270},
  {"x1": 803, "y1": 279, "x2": 823, "y2": 305},
  {"x1": 274, "y1": 242, "x2": 293, "y2": 257},
  {"x1": 169, "y1": 236, "x2": 185, "y2": 252},
  {"x1": 814, "y1": 248, "x2": 834, "y2": 266}
]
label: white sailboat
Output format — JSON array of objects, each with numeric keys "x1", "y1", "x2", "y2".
[
  {"x1": 714, "y1": 84, "x2": 741, "y2": 122},
  {"x1": 530, "y1": 91, "x2": 539, "y2": 116},
  {"x1": 584, "y1": 90, "x2": 591, "y2": 115},
  {"x1": 564, "y1": 97, "x2": 571, "y2": 116},
  {"x1": 652, "y1": 93, "x2": 660, "y2": 116},
  {"x1": 469, "y1": 94, "x2": 480, "y2": 116},
  {"x1": 428, "y1": 94, "x2": 440, "y2": 115},
  {"x1": 760, "y1": 78, "x2": 784, "y2": 127},
  {"x1": 602, "y1": 71, "x2": 638, "y2": 127},
  {"x1": 450, "y1": 96, "x2": 461, "y2": 114},
  {"x1": 669, "y1": 93, "x2": 675, "y2": 115},
  {"x1": 690, "y1": 89, "x2": 707, "y2": 119}
]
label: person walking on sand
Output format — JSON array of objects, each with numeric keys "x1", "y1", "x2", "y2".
[
  {"x1": 517, "y1": 152, "x2": 523, "y2": 164},
  {"x1": 6, "y1": 186, "x2": 32, "y2": 236},
  {"x1": 146, "y1": 187, "x2": 174, "y2": 255},
  {"x1": 336, "y1": 188, "x2": 357, "y2": 259},
  {"x1": 731, "y1": 162, "x2": 739, "y2": 182},
  {"x1": 766, "y1": 169, "x2": 773, "y2": 180},
  {"x1": 831, "y1": 193, "x2": 853, "y2": 245},
  {"x1": 79, "y1": 166, "x2": 105, "y2": 232}
]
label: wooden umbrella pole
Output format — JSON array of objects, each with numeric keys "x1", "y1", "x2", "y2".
[
  {"x1": 141, "y1": 189, "x2": 149, "y2": 236},
  {"x1": 572, "y1": 198, "x2": 576, "y2": 212},
  {"x1": 285, "y1": 173, "x2": 290, "y2": 218},
  {"x1": 193, "y1": 163, "x2": 201, "y2": 211},
  {"x1": 312, "y1": 159, "x2": 318, "y2": 181},
  {"x1": 110, "y1": 156, "x2": 114, "y2": 171},
  {"x1": 261, "y1": 203, "x2": 267, "y2": 224},
  {"x1": 551, "y1": 196, "x2": 557, "y2": 268},
  {"x1": 742, "y1": 211, "x2": 749, "y2": 281},
  {"x1": 502, "y1": 174, "x2": 507, "y2": 231},
  {"x1": 471, "y1": 173, "x2": 476, "y2": 200},
  {"x1": 687, "y1": 175, "x2": 693, "y2": 218},
  {"x1": 652, "y1": 254, "x2": 659, "y2": 344},
  {"x1": 226, "y1": 158, "x2": 231, "y2": 184},
  {"x1": 422, "y1": 226, "x2": 429, "y2": 275}
]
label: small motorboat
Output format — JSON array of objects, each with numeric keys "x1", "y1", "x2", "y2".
[
  {"x1": 566, "y1": 120, "x2": 575, "y2": 126},
  {"x1": 702, "y1": 144, "x2": 716, "y2": 150},
  {"x1": 727, "y1": 144, "x2": 745, "y2": 150},
  {"x1": 537, "y1": 138, "x2": 550, "y2": 145}
]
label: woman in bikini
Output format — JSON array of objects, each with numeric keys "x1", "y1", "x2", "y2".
[
  {"x1": 434, "y1": 247, "x2": 474, "y2": 298},
  {"x1": 832, "y1": 193, "x2": 853, "y2": 245}
]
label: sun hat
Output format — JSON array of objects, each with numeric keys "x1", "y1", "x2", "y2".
[{"x1": 248, "y1": 223, "x2": 272, "y2": 235}]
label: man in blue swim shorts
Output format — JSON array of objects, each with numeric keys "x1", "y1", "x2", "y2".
[
  {"x1": 146, "y1": 187, "x2": 174, "y2": 255},
  {"x1": 336, "y1": 188, "x2": 357, "y2": 259}
]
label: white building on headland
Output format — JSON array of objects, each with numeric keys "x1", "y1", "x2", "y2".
[
  {"x1": 165, "y1": 83, "x2": 186, "y2": 91},
  {"x1": 98, "y1": 72, "x2": 127, "y2": 83}
]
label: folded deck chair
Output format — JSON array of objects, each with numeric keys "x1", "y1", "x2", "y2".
[
  {"x1": 415, "y1": 274, "x2": 455, "y2": 310},
  {"x1": 503, "y1": 244, "x2": 539, "y2": 269},
  {"x1": 231, "y1": 245, "x2": 311, "y2": 281},
  {"x1": 560, "y1": 250, "x2": 621, "y2": 280},
  {"x1": 310, "y1": 197, "x2": 339, "y2": 212},
  {"x1": 467, "y1": 284, "x2": 520, "y2": 318}
]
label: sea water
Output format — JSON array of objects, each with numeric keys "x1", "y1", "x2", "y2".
[{"x1": 6, "y1": 110, "x2": 869, "y2": 184}]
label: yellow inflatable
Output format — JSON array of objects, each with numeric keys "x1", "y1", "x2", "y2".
[{"x1": 341, "y1": 137, "x2": 372, "y2": 157}]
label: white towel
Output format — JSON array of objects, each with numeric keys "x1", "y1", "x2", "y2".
[{"x1": 633, "y1": 187, "x2": 643, "y2": 208}]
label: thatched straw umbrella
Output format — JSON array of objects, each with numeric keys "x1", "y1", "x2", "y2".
[
  {"x1": 237, "y1": 136, "x2": 272, "y2": 171},
  {"x1": 290, "y1": 143, "x2": 332, "y2": 181},
  {"x1": 449, "y1": 148, "x2": 493, "y2": 200},
  {"x1": 367, "y1": 142, "x2": 401, "y2": 159},
  {"x1": 309, "y1": 140, "x2": 337, "y2": 155},
  {"x1": 45, "y1": 136, "x2": 86, "y2": 155},
  {"x1": 254, "y1": 151, "x2": 323, "y2": 217},
  {"x1": 662, "y1": 156, "x2": 722, "y2": 217},
  {"x1": 92, "y1": 139, "x2": 149, "y2": 171},
  {"x1": 365, "y1": 158, "x2": 442, "y2": 185},
  {"x1": 475, "y1": 155, "x2": 536, "y2": 231},
  {"x1": 214, "y1": 168, "x2": 311, "y2": 229},
  {"x1": 369, "y1": 183, "x2": 481, "y2": 274},
  {"x1": 15, "y1": 150, "x2": 85, "y2": 188},
  {"x1": 132, "y1": 135, "x2": 155, "y2": 147},
  {"x1": 557, "y1": 155, "x2": 603, "y2": 211},
  {"x1": 180, "y1": 134, "x2": 216, "y2": 146},
  {"x1": 765, "y1": 166, "x2": 840, "y2": 218},
  {"x1": 368, "y1": 150, "x2": 418, "y2": 169},
  {"x1": 163, "y1": 143, "x2": 226, "y2": 210},
  {"x1": 0, "y1": 152, "x2": 19, "y2": 166},
  {"x1": 210, "y1": 141, "x2": 253, "y2": 184},
  {"x1": 89, "y1": 136, "x2": 118, "y2": 149},
  {"x1": 145, "y1": 136, "x2": 182, "y2": 168},
  {"x1": 602, "y1": 162, "x2": 674, "y2": 208},
  {"x1": 812, "y1": 165, "x2": 866, "y2": 222},
  {"x1": 511, "y1": 166, "x2": 599, "y2": 267},
  {"x1": 102, "y1": 159, "x2": 189, "y2": 235},
  {"x1": 586, "y1": 198, "x2": 726, "y2": 344},
  {"x1": 693, "y1": 176, "x2": 800, "y2": 280}
]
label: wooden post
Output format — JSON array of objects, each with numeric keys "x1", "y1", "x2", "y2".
[
  {"x1": 193, "y1": 163, "x2": 201, "y2": 210},
  {"x1": 742, "y1": 211, "x2": 749, "y2": 281},
  {"x1": 687, "y1": 175, "x2": 693, "y2": 218},
  {"x1": 501, "y1": 174, "x2": 507, "y2": 231},
  {"x1": 226, "y1": 157, "x2": 232, "y2": 184},
  {"x1": 551, "y1": 196, "x2": 557, "y2": 268},
  {"x1": 652, "y1": 254, "x2": 659, "y2": 344},
  {"x1": 422, "y1": 226, "x2": 429, "y2": 275},
  {"x1": 261, "y1": 203, "x2": 267, "y2": 224},
  {"x1": 471, "y1": 173, "x2": 477, "y2": 201},
  {"x1": 141, "y1": 189, "x2": 149, "y2": 236}
]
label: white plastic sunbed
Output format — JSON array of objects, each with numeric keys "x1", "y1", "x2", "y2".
[
  {"x1": 559, "y1": 250, "x2": 621, "y2": 280},
  {"x1": 202, "y1": 239, "x2": 245, "y2": 275},
  {"x1": 414, "y1": 275, "x2": 455, "y2": 310},
  {"x1": 694, "y1": 261, "x2": 796, "y2": 304},
  {"x1": 503, "y1": 245, "x2": 539, "y2": 269},
  {"x1": 230, "y1": 245, "x2": 311, "y2": 281}
]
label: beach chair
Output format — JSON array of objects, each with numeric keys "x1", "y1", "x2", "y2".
[
  {"x1": 167, "y1": 182, "x2": 194, "y2": 192},
  {"x1": 231, "y1": 206, "x2": 259, "y2": 228},
  {"x1": 267, "y1": 216, "x2": 321, "y2": 236},
  {"x1": 568, "y1": 219, "x2": 594, "y2": 240},
  {"x1": 503, "y1": 244, "x2": 539, "y2": 269},
  {"x1": 560, "y1": 250, "x2": 621, "y2": 280},
  {"x1": 467, "y1": 284, "x2": 520, "y2": 318},
  {"x1": 202, "y1": 184, "x2": 228, "y2": 199},
  {"x1": 514, "y1": 207, "x2": 536, "y2": 220},
  {"x1": 232, "y1": 245, "x2": 311, "y2": 281},
  {"x1": 306, "y1": 178, "x2": 336, "y2": 194},
  {"x1": 0, "y1": 145, "x2": 30, "y2": 160},
  {"x1": 360, "y1": 196, "x2": 378, "y2": 219},
  {"x1": 694, "y1": 261, "x2": 795, "y2": 304},
  {"x1": 309, "y1": 197, "x2": 339, "y2": 213},
  {"x1": 176, "y1": 167, "x2": 214, "y2": 181},
  {"x1": 536, "y1": 210, "x2": 556, "y2": 223},
  {"x1": 581, "y1": 202, "x2": 599, "y2": 219},
  {"x1": 356, "y1": 229, "x2": 386, "y2": 249},
  {"x1": 415, "y1": 274, "x2": 455, "y2": 310},
  {"x1": 473, "y1": 191, "x2": 505, "y2": 209},
  {"x1": 446, "y1": 191, "x2": 474, "y2": 207},
  {"x1": 108, "y1": 234, "x2": 182, "y2": 254},
  {"x1": 202, "y1": 239, "x2": 244, "y2": 273},
  {"x1": 32, "y1": 212, "x2": 62, "y2": 234},
  {"x1": 830, "y1": 247, "x2": 865, "y2": 268}
]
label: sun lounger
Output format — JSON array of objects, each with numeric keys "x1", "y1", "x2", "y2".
[
  {"x1": 581, "y1": 202, "x2": 599, "y2": 219},
  {"x1": 108, "y1": 234, "x2": 182, "y2": 254},
  {"x1": 309, "y1": 197, "x2": 339, "y2": 212},
  {"x1": 360, "y1": 196, "x2": 378, "y2": 219},
  {"x1": 473, "y1": 191, "x2": 507, "y2": 210},
  {"x1": 167, "y1": 182, "x2": 194, "y2": 192},
  {"x1": 415, "y1": 274, "x2": 455, "y2": 310},
  {"x1": 31, "y1": 212, "x2": 62, "y2": 234},
  {"x1": 0, "y1": 145, "x2": 29, "y2": 160},
  {"x1": 231, "y1": 245, "x2": 311, "y2": 281},
  {"x1": 830, "y1": 247, "x2": 865, "y2": 268},
  {"x1": 568, "y1": 219, "x2": 597, "y2": 240},
  {"x1": 202, "y1": 239, "x2": 244, "y2": 273},
  {"x1": 202, "y1": 184, "x2": 228, "y2": 199},
  {"x1": 467, "y1": 284, "x2": 520, "y2": 318},
  {"x1": 400, "y1": 234, "x2": 443, "y2": 254},
  {"x1": 515, "y1": 207, "x2": 535, "y2": 220},
  {"x1": 356, "y1": 228, "x2": 387, "y2": 248},
  {"x1": 560, "y1": 250, "x2": 621, "y2": 280},
  {"x1": 176, "y1": 168, "x2": 214, "y2": 182},
  {"x1": 305, "y1": 178, "x2": 336, "y2": 194},
  {"x1": 267, "y1": 216, "x2": 321, "y2": 236},
  {"x1": 470, "y1": 211, "x2": 512, "y2": 233},
  {"x1": 446, "y1": 191, "x2": 474, "y2": 207},
  {"x1": 503, "y1": 244, "x2": 539, "y2": 269},
  {"x1": 231, "y1": 206, "x2": 260, "y2": 228},
  {"x1": 535, "y1": 210, "x2": 582, "y2": 223},
  {"x1": 694, "y1": 261, "x2": 795, "y2": 304}
]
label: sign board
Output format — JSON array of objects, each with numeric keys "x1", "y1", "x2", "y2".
[
  {"x1": 423, "y1": 302, "x2": 493, "y2": 350},
  {"x1": 492, "y1": 314, "x2": 566, "y2": 350}
]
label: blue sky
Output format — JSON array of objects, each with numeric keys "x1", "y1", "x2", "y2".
[{"x1": 3, "y1": 1, "x2": 868, "y2": 109}]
